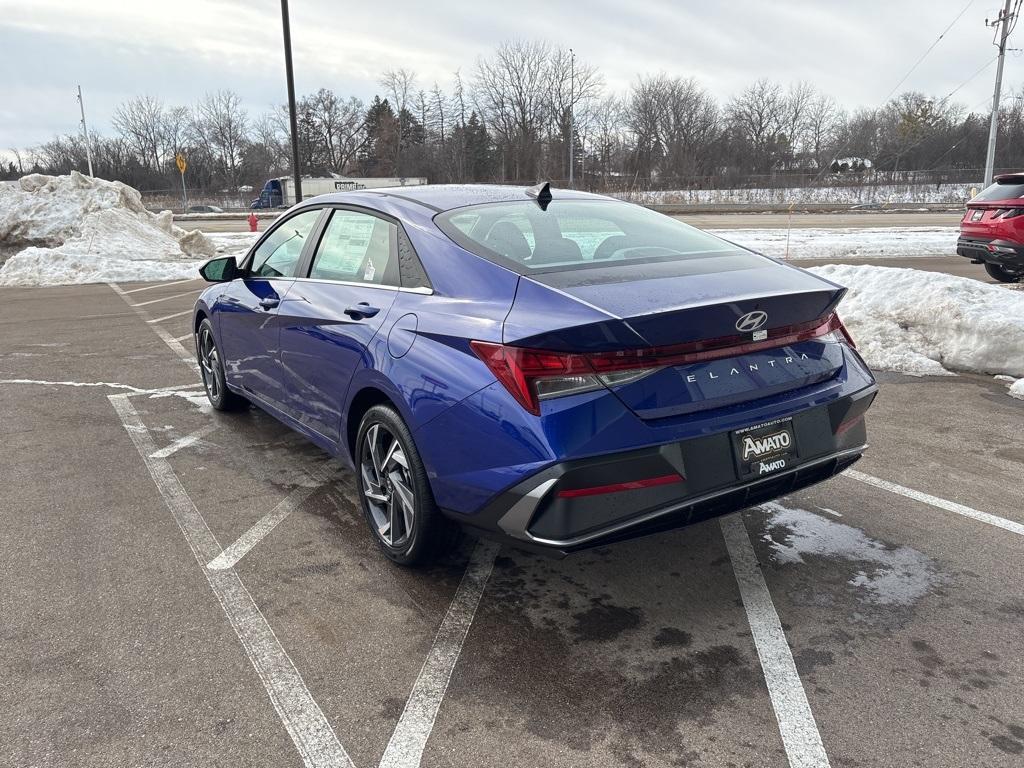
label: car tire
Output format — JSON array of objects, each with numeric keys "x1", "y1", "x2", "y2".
[
  {"x1": 984, "y1": 262, "x2": 1023, "y2": 283},
  {"x1": 196, "y1": 318, "x2": 248, "y2": 412},
  {"x1": 355, "y1": 404, "x2": 460, "y2": 566}
]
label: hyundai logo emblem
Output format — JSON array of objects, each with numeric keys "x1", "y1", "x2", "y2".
[{"x1": 735, "y1": 311, "x2": 768, "y2": 333}]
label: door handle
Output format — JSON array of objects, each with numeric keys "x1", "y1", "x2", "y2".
[
  {"x1": 258, "y1": 297, "x2": 280, "y2": 310},
  {"x1": 344, "y1": 302, "x2": 381, "y2": 319}
]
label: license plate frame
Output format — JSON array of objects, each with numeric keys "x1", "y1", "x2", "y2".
[{"x1": 731, "y1": 417, "x2": 799, "y2": 479}]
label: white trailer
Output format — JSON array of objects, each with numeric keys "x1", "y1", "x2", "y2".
[{"x1": 252, "y1": 176, "x2": 428, "y2": 208}]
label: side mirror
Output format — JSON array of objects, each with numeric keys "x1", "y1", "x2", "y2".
[{"x1": 199, "y1": 256, "x2": 240, "y2": 283}]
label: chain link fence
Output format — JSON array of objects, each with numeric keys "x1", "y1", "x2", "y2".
[{"x1": 139, "y1": 188, "x2": 255, "y2": 213}]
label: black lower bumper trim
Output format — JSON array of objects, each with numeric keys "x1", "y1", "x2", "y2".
[
  {"x1": 957, "y1": 237, "x2": 1024, "y2": 269},
  {"x1": 448, "y1": 385, "x2": 877, "y2": 556}
]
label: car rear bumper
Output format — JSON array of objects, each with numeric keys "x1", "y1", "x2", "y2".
[
  {"x1": 447, "y1": 383, "x2": 877, "y2": 556},
  {"x1": 957, "y1": 236, "x2": 1024, "y2": 268}
]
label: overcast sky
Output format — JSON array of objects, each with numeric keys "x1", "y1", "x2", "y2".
[{"x1": 0, "y1": 0, "x2": 1018, "y2": 152}]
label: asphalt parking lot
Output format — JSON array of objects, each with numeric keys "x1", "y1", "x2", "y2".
[{"x1": 3, "y1": 278, "x2": 1024, "y2": 768}]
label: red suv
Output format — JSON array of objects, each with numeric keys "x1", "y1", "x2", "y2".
[{"x1": 958, "y1": 173, "x2": 1024, "y2": 283}]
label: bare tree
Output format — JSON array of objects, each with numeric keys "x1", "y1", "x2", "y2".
[
  {"x1": 547, "y1": 46, "x2": 603, "y2": 178},
  {"x1": 805, "y1": 94, "x2": 843, "y2": 170},
  {"x1": 9, "y1": 147, "x2": 24, "y2": 174},
  {"x1": 112, "y1": 95, "x2": 169, "y2": 171},
  {"x1": 163, "y1": 106, "x2": 191, "y2": 157},
  {"x1": 26, "y1": 36, "x2": 1024, "y2": 194},
  {"x1": 782, "y1": 81, "x2": 817, "y2": 163},
  {"x1": 302, "y1": 89, "x2": 366, "y2": 173},
  {"x1": 727, "y1": 79, "x2": 786, "y2": 172},
  {"x1": 380, "y1": 69, "x2": 417, "y2": 174},
  {"x1": 251, "y1": 112, "x2": 289, "y2": 172},
  {"x1": 451, "y1": 70, "x2": 469, "y2": 180},
  {"x1": 628, "y1": 75, "x2": 719, "y2": 182},
  {"x1": 192, "y1": 90, "x2": 249, "y2": 189},
  {"x1": 474, "y1": 39, "x2": 554, "y2": 181},
  {"x1": 591, "y1": 95, "x2": 626, "y2": 184}
]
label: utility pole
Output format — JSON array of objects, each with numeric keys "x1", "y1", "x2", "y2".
[
  {"x1": 76, "y1": 85, "x2": 94, "y2": 177},
  {"x1": 568, "y1": 48, "x2": 575, "y2": 187},
  {"x1": 280, "y1": 0, "x2": 302, "y2": 204},
  {"x1": 984, "y1": 0, "x2": 1015, "y2": 186}
]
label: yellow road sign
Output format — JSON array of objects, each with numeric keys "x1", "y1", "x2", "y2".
[{"x1": 175, "y1": 154, "x2": 187, "y2": 174}]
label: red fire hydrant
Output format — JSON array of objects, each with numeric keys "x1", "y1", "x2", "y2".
[{"x1": 247, "y1": 211, "x2": 259, "y2": 232}]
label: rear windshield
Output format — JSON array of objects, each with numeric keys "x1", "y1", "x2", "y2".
[
  {"x1": 435, "y1": 199, "x2": 742, "y2": 274},
  {"x1": 972, "y1": 181, "x2": 1024, "y2": 202}
]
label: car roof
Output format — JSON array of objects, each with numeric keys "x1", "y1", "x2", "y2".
[
  {"x1": 994, "y1": 172, "x2": 1024, "y2": 184},
  {"x1": 306, "y1": 183, "x2": 614, "y2": 213}
]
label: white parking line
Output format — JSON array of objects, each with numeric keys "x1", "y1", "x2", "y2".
[
  {"x1": 207, "y1": 480, "x2": 324, "y2": 571},
  {"x1": 109, "y1": 393, "x2": 354, "y2": 768},
  {"x1": 720, "y1": 513, "x2": 831, "y2": 768},
  {"x1": 379, "y1": 539, "x2": 499, "y2": 768},
  {"x1": 149, "y1": 423, "x2": 219, "y2": 459},
  {"x1": 108, "y1": 283, "x2": 197, "y2": 371},
  {"x1": 122, "y1": 278, "x2": 199, "y2": 294},
  {"x1": 147, "y1": 309, "x2": 192, "y2": 324},
  {"x1": 131, "y1": 289, "x2": 203, "y2": 307},
  {"x1": 844, "y1": 469, "x2": 1024, "y2": 537},
  {"x1": 172, "y1": 333, "x2": 195, "y2": 343}
]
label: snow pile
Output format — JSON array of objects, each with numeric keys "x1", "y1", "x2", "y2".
[
  {"x1": 809, "y1": 265, "x2": 1024, "y2": 383},
  {"x1": 1010, "y1": 378, "x2": 1024, "y2": 400},
  {"x1": 0, "y1": 172, "x2": 216, "y2": 286},
  {"x1": 623, "y1": 183, "x2": 977, "y2": 206},
  {"x1": 205, "y1": 231, "x2": 259, "y2": 259},
  {"x1": 711, "y1": 226, "x2": 955, "y2": 260}
]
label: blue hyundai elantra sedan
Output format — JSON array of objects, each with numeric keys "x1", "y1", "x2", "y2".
[{"x1": 193, "y1": 183, "x2": 877, "y2": 565}]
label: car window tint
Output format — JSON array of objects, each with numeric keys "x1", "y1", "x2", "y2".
[
  {"x1": 310, "y1": 210, "x2": 397, "y2": 285},
  {"x1": 437, "y1": 199, "x2": 737, "y2": 274},
  {"x1": 558, "y1": 216, "x2": 626, "y2": 260},
  {"x1": 446, "y1": 212, "x2": 480, "y2": 233},
  {"x1": 251, "y1": 209, "x2": 321, "y2": 278}
]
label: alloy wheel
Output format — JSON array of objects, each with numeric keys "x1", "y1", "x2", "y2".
[
  {"x1": 360, "y1": 423, "x2": 416, "y2": 548},
  {"x1": 198, "y1": 326, "x2": 220, "y2": 401}
]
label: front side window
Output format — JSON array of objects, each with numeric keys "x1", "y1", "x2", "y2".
[
  {"x1": 309, "y1": 210, "x2": 397, "y2": 286},
  {"x1": 250, "y1": 209, "x2": 322, "y2": 278},
  {"x1": 437, "y1": 199, "x2": 738, "y2": 274}
]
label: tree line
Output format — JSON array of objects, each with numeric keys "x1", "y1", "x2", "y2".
[{"x1": 7, "y1": 39, "x2": 1024, "y2": 194}]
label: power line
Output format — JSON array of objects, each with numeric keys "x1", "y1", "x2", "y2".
[
  {"x1": 882, "y1": 0, "x2": 976, "y2": 104},
  {"x1": 888, "y1": 64, "x2": 998, "y2": 167},
  {"x1": 925, "y1": 95, "x2": 996, "y2": 169},
  {"x1": 805, "y1": 0, "x2": 978, "y2": 188},
  {"x1": 939, "y1": 54, "x2": 999, "y2": 104}
]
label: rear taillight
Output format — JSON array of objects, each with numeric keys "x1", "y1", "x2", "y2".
[
  {"x1": 1003, "y1": 208, "x2": 1023, "y2": 219},
  {"x1": 472, "y1": 314, "x2": 853, "y2": 415},
  {"x1": 833, "y1": 315, "x2": 857, "y2": 348},
  {"x1": 469, "y1": 341, "x2": 606, "y2": 415}
]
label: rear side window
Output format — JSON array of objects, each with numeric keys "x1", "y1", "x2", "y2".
[
  {"x1": 972, "y1": 181, "x2": 1024, "y2": 202},
  {"x1": 250, "y1": 208, "x2": 322, "y2": 278},
  {"x1": 437, "y1": 199, "x2": 737, "y2": 274},
  {"x1": 309, "y1": 209, "x2": 398, "y2": 286}
]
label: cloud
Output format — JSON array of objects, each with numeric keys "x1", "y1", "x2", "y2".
[{"x1": 0, "y1": 0, "x2": 1009, "y2": 150}]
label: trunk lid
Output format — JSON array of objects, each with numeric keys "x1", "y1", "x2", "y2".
[{"x1": 502, "y1": 252, "x2": 847, "y2": 419}]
